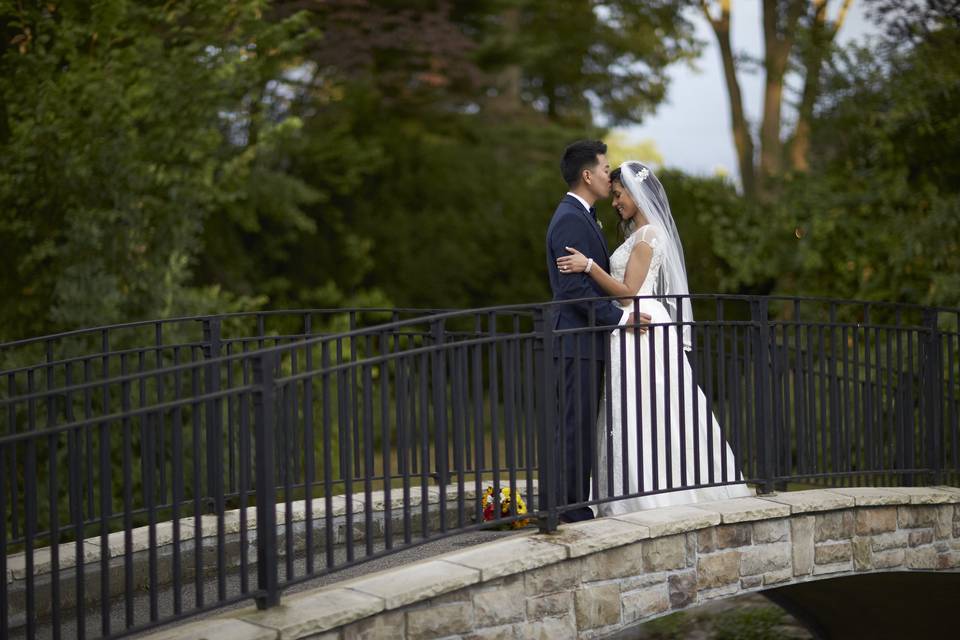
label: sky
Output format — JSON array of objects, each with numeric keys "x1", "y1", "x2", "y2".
[{"x1": 616, "y1": 2, "x2": 880, "y2": 179}]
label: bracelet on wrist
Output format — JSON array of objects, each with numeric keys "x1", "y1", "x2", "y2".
[{"x1": 585, "y1": 258, "x2": 594, "y2": 274}]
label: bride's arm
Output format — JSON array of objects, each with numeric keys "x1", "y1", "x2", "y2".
[{"x1": 557, "y1": 242, "x2": 652, "y2": 304}]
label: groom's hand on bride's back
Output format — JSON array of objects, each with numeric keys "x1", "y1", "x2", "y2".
[{"x1": 626, "y1": 312, "x2": 652, "y2": 334}]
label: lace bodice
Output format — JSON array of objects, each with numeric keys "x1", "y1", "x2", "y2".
[{"x1": 609, "y1": 225, "x2": 663, "y2": 297}]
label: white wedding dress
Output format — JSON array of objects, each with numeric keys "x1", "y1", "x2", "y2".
[{"x1": 596, "y1": 226, "x2": 752, "y2": 516}]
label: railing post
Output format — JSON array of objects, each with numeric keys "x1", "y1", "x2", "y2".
[
  {"x1": 535, "y1": 307, "x2": 558, "y2": 532},
  {"x1": 752, "y1": 299, "x2": 775, "y2": 494},
  {"x1": 431, "y1": 319, "x2": 449, "y2": 522},
  {"x1": 202, "y1": 317, "x2": 223, "y2": 513},
  {"x1": 252, "y1": 351, "x2": 279, "y2": 609},
  {"x1": 923, "y1": 308, "x2": 943, "y2": 486}
]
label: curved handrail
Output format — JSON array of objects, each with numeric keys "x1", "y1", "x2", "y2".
[{"x1": 1, "y1": 294, "x2": 957, "y2": 640}]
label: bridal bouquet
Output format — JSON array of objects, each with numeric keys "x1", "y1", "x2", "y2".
[{"x1": 481, "y1": 486, "x2": 530, "y2": 529}]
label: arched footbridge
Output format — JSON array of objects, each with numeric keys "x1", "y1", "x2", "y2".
[
  {"x1": 2, "y1": 296, "x2": 958, "y2": 639},
  {"x1": 139, "y1": 486, "x2": 960, "y2": 640}
]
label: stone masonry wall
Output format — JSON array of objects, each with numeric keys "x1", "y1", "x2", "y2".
[{"x1": 142, "y1": 487, "x2": 960, "y2": 640}]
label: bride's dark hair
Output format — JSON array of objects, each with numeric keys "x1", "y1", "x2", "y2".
[{"x1": 609, "y1": 166, "x2": 635, "y2": 240}]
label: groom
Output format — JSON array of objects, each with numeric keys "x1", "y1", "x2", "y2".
[{"x1": 545, "y1": 140, "x2": 644, "y2": 522}]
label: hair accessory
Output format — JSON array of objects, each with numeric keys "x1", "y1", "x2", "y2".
[{"x1": 635, "y1": 167, "x2": 650, "y2": 182}]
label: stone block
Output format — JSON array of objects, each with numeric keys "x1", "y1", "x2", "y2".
[
  {"x1": 238, "y1": 588, "x2": 384, "y2": 638},
  {"x1": 520, "y1": 614, "x2": 577, "y2": 639},
  {"x1": 550, "y1": 518, "x2": 650, "y2": 559},
  {"x1": 621, "y1": 584, "x2": 670, "y2": 624},
  {"x1": 574, "y1": 584, "x2": 621, "y2": 630},
  {"x1": 621, "y1": 572, "x2": 667, "y2": 592},
  {"x1": 431, "y1": 589, "x2": 472, "y2": 606},
  {"x1": 473, "y1": 577, "x2": 525, "y2": 626},
  {"x1": 905, "y1": 546, "x2": 938, "y2": 569},
  {"x1": 791, "y1": 515, "x2": 815, "y2": 576},
  {"x1": 716, "y1": 524, "x2": 752, "y2": 549},
  {"x1": 814, "y1": 511, "x2": 854, "y2": 542},
  {"x1": 697, "y1": 528, "x2": 718, "y2": 553},
  {"x1": 343, "y1": 610, "x2": 406, "y2": 640},
  {"x1": 7, "y1": 541, "x2": 102, "y2": 581},
  {"x1": 696, "y1": 550, "x2": 740, "y2": 590},
  {"x1": 909, "y1": 530, "x2": 934, "y2": 547},
  {"x1": 642, "y1": 535, "x2": 686, "y2": 572},
  {"x1": 873, "y1": 549, "x2": 906, "y2": 569},
  {"x1": 449, "y1": 536, "x2": 568, "y2": 582},
  {"x1": 580, "y1": 542, "x2": 644, "y2": 582},
  {"x1": 871, "y1": 531, "x2": 908, "y2": 552},
  {"x1": 740, "y1": 543, "x2": 791, "y2": 576},
  {"x1": 740, "y1": 575, "x2": 762, "y2": 589},
  {"x1": 699, "y1": 583, "x2": 740, "y2": 601},
  {"x1": 889, "y1": 487, "x2": 959, "y2": 504},
  {"x1": 898, "y1": 505, "x2": 938, "y2": 529},
  {"x1": 764, "y1": 490, "x2": 854, "y2": 513},
  {"x1": 614, "y1": 505, "x2": 720, "y2": 538},
  {"x1": 812, "y1": 561, "x2": 850, "y2": 575},
  {"x1": 855, "y1": 507, "x2": 898, "y2": 535},
  {"x1": 762, "y1": 569, "x2": 792, "y2": 586},
  {"x1": 407, "y1": 602, "x2": 474, "y2": 640},
  {"x1": 815, "y1": 541, "x2": 852, "y2": 565},
  {"x1": 524, "y1": 560, "x2": 580, "y2": 596},
  {"x1": 667, "y1": 571, "x2": 696, "y2": 608},
  {"x1": 693, "y1": 498, "x2": 790, "y2": 524},
  {"x1": 465, "y1": 624, "x2": 518, "y2": 640},
  {"x1": 525, "y1": 591, "x2": 574, "y2": 621},
  {"x1": 852, "y1": 538, "x2": 872, "y2": 571},
  {"x1": 138, "y1": 619, "x2": 277, "y2": 640},
  {"x1": 686, "y1": 533, "x2": 697, "y2": 567},
  {"x1": 936, "y1": 552, "x2": 960, "y2": 570},
  {"x1": 346, "y1": 560, "x2": 479, "y2": 609},
  {"x1": 932, "y1": 485, "x2": 960, "y2": 498},
  {"x1": 826, "y1": 487, "x2": 911, "y2": 506},
  {"x1": 753, "y1": 519, "x2": 789, "y2": 544},
  {"x1": 935, "y1": 505, "x2": 954, "y2": 539}
]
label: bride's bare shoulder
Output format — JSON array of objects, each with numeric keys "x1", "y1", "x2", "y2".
[{"x1": 631, "y1": 225, "x2": 659, "y2": 246}]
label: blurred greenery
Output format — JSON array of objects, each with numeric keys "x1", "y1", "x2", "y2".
[
  {"x1": 0, "y1": 0, "x2": 957, "y2": 345},
  {"x1": 636, "y1": 602, "x2": 806, "y2": 640}
]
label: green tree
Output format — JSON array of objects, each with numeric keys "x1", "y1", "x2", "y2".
[
  {"x1": 710, "y1": 3, "x2": 960, "y2": 309},
  {"x1": 0, "y1": 1, "x2": 315, "y2": 340},
  {"x1": 700, "y1": 0, "x2": 854, "y2": 200}
]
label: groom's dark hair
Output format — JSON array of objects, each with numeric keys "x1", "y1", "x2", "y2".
[{"x1": 561, "y1": 139, "x2": 606, "y2": 187}]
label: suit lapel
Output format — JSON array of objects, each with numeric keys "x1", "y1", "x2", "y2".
[{"x1": 562, "y1": 195, "x2": 608, "y2": 255}]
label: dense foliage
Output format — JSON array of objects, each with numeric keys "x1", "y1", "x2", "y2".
[
  {"x1": 714, "y1": 3, "x2": 960, "y2": 309},
  {"x1": 1, "y1": 0, "x2": 956, "y2": 343}
]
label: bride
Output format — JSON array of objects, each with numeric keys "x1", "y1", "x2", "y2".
[{"x1": 556, "y1": 161, "x2": 752, "y2": 515}]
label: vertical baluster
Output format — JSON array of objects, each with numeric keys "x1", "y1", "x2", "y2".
[
  {"x1": 253, "y1": 351, "x2": 279, "y2": 608},
  {"x1": 304, "y1": 318, "x2": 316, "y2": 574},
  {"x1": 171, "y1": 347, "x2": 184, "y2": 614}
]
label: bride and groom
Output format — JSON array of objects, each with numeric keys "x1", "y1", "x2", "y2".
[{"x1": 545, "y1": 139, "x2": 752, "y2": 522}]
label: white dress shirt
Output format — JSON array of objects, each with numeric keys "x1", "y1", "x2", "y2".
[{"x1": 566, "y1": 191, "x2": 593, "y2": 215}]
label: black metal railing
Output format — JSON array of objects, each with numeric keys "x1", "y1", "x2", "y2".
[{"x1": 1, "y1": 296, "x2": 958, "y2": 639}]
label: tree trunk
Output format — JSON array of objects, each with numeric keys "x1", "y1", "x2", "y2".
[
  {"x1": 490, "y1": 7, "x2": 523, "y2": 114},
  {"x1": 758, "y1": 0, "x2": 804, "y2": 195},
  {"x1": 702, "y1": 0, "x2": 756, "y2": 199},
  {"x1": 789, "y1": 0, "x2": 852, "y2": 171}
]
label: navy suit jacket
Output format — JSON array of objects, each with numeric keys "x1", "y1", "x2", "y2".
[{"x1": 545, "y1": 194, "x2": 625, "y2": 360}]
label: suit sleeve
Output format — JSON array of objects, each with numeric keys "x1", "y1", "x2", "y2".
[{"x1": 549, "y1": 214, "x2": 627, "y2": 328}]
